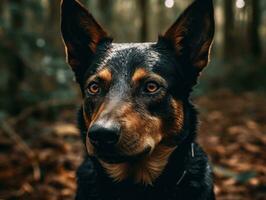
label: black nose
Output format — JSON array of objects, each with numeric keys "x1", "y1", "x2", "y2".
[{"x1": 88, "y1": 124, "x2": 120, "y2": 146}]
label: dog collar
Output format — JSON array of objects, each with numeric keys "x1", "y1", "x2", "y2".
[{"x1": 175, "y1": 142, "x2": 195, "y2": 186}]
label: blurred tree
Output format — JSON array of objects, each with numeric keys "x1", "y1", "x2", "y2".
[
  {"x1": 157, "y1": 0, "x2": 167, "y2": 33},
  {"x1": 224, "y1": 0, "x2": 235, "y2": 60},
  {"x1": 1, "y1": 0, "x2": 26, "y2": 114},
  {"x1": 0, "y1": 1, "x2": 3, "y2": 12},
  {"x1": 98, "y1": 0, "x2": 113, "y2": 27},
  {"x1": 47, "y1": 0, "x2": 61, "y2": 47},
  {"x1": 138, "y1": 0, "x2": 148, "y2": 42},
  {"x1": 248, "y1": 0, "x2": 262, "y2": 57}
]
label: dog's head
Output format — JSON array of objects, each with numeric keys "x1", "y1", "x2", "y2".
[{"x1": 61, "y1": 0, "x2": 214, "y2": 164}]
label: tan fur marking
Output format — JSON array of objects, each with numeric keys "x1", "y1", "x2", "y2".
[
  {"x1": 161, "y1": 99, "x2": 184, "y2": 146},
  {"x1": 164, "y1": 15, "x2": 189, "y2": 54},
  {"x1": 171, "y1": 99, "x2": 184, "y2": 133},
  {"x1": 134, "y1": 145, "x2": 175, "y2": 185},
  {"x1": 117, "y1": 103, "x2": 163, "y2": 156},
  {"x1": 83, "y1": 106, "x2": 91, "y2": 128},
  {"x1": 100, "y1": 161, "x2": 129, "y2": 182},
  {"x1": 86, "y1": 137, "x2": 94, "y2": 155},
  {"x1": 91, "y1": 103, "x2": 106, "y2": 124},
  {"x1": 97, "y1": 68, "x2": 112, "y2": 82},
  {"x1": 78, "y1": 5, "x2": 108, "y2": 53},
  {"x1": 82, "y1": 105, "x2": 94, "y2": 155},
  {"x1": 99, "y1": 102, "x2": 172, "y2": 185},
  {"x1": 193, "y1": 40, "x2": 213, "y2": 69},
  {"x1": 132, "y1": 68, "x2": 148, "y2": 83},
  {"x1": 101, "y1": 145, "x2": 175, "y2": 185},
  {"x1": 65, "y1": 43, "x2": 80, "y2": 69}
]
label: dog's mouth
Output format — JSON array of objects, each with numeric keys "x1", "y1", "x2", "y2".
[{"x1": 95, "y1": 146, "x2": 152, "y2": 164}]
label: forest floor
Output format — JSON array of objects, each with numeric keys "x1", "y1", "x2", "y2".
[{"x1": 0, "y1": 89, "x2": 266, "y2": 200}]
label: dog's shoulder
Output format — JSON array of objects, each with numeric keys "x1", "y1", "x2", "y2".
[{"x1": 176, "y1": 144, "x2": 215, "y2": 200}]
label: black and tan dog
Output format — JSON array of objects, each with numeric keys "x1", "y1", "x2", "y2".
[{"x1": 61, "y1": 0, "x2": 215, "y2": 199}]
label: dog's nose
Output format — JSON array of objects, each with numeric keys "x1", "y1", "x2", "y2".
[{"x1": 88, "y1": 124, "x2": 120, "y2": 146}]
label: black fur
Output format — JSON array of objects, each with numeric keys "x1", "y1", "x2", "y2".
[{"x1": 61, "y1": 0, "x2": 216, "y2": 199}]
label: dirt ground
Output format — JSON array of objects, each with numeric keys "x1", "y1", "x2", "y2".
[{"x1": 1, "y1": 90, "x2": 266, "y2": 200}]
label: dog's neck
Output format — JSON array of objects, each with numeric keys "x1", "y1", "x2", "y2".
[{"x1": 100, "y1": 145, "x2": 176, "y2": 185}]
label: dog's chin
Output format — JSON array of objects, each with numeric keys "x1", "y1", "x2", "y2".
[{"x1": 95, "y1": 146, "x2": 152, "y2": 164}]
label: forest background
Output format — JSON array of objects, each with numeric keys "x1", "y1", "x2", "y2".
[{"x1": 0, "y1": 0, "x2": 265, "y2": 199}]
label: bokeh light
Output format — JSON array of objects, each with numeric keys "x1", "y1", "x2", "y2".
[
  {"x1": 164, "y1": 0, "x2": 174, "y2": 8},
  {"x1": 236, "y1": 0, "x2": 245, "y2": 9}
]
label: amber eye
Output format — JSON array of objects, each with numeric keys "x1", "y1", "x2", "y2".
[
  {"x1": 87, "y1": 82, "x2": 100, "y2": 95},
  {"x1": 145, "y1": 81, "x2": 160, "y2": 93}
]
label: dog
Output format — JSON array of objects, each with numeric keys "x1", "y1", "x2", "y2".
[{"x1": 61, "y1": 0, "x2": 215, "y2": 199}]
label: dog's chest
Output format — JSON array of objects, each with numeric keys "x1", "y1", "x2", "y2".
[
  {"x1": 99, "y1": 164, "x2": 189, "y2": 200},
  {"x1": 102, "y1": 184, "x2": 179, "y2": 200}
]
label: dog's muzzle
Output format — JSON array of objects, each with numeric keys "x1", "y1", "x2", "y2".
[
  {"x1": 88, "y1": 123, "x2": 120, "y2": 148},
  {"x1": 87, "y1": 122, "x2": 152, "y2": 163}
]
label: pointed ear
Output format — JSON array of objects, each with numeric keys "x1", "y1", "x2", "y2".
[
  {"x1": 163, "y1": 0, "x2": 215, "y2": 71},
  {"x1": 61, "y1": 0, "x2": 111, "y2": 83}
]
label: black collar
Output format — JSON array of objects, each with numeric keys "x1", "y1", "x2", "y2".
[
  {"x1": 153, "y1": 142, "x2": 196, "y2": 189},
  {"x1": 175, "y1": 143, "x2": 195, "y2": 186}
]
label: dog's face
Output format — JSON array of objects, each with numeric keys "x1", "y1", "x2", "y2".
[
  {"x1": 61, "y1": 0, "x2": 214, "y2": 163},
  {"x1": 81, "y1": 43, "x2": 186, "y2": 163}
]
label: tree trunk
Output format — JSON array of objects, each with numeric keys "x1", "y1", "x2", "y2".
[
  {"x1": 5, "y1": 0, "x2": 25, "y2": 114},
  {"x1": 138, "y1": 0, "x2": 148, "y2": 42},
  {"x1": 157, "y1": 0, "x2": 166, "y2": 33},
  {"x1": 98, "y1": 0, "x2": 113, "y2": 28},
  {"x1": 248, "y1": 0, "x2": 261, "y2": 57},
  {"x1": 0, "y1": 1, "x2": 3, "y2": 14},
  {"x1": 224, "y1": 0, "x2": 235, "y2": 60},
  {"x1": 47, "y1": 0, "x2": 61, "y2": 47}
]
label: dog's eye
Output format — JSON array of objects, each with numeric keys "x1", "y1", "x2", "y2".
[
  {"x1": 144, "y1": 81, "x2": 160, "y2": 93},
  {"x1": 87, "y1": 82, "x2": 100, "y2": 95}
]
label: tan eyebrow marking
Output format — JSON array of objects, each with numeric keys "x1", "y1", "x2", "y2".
[
  {"x1": 132, "y1": 68, "x2": 148, "y2": 83},
  {"x1": 97, "y1": 68, "x2": 112, "y2": 82}
]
